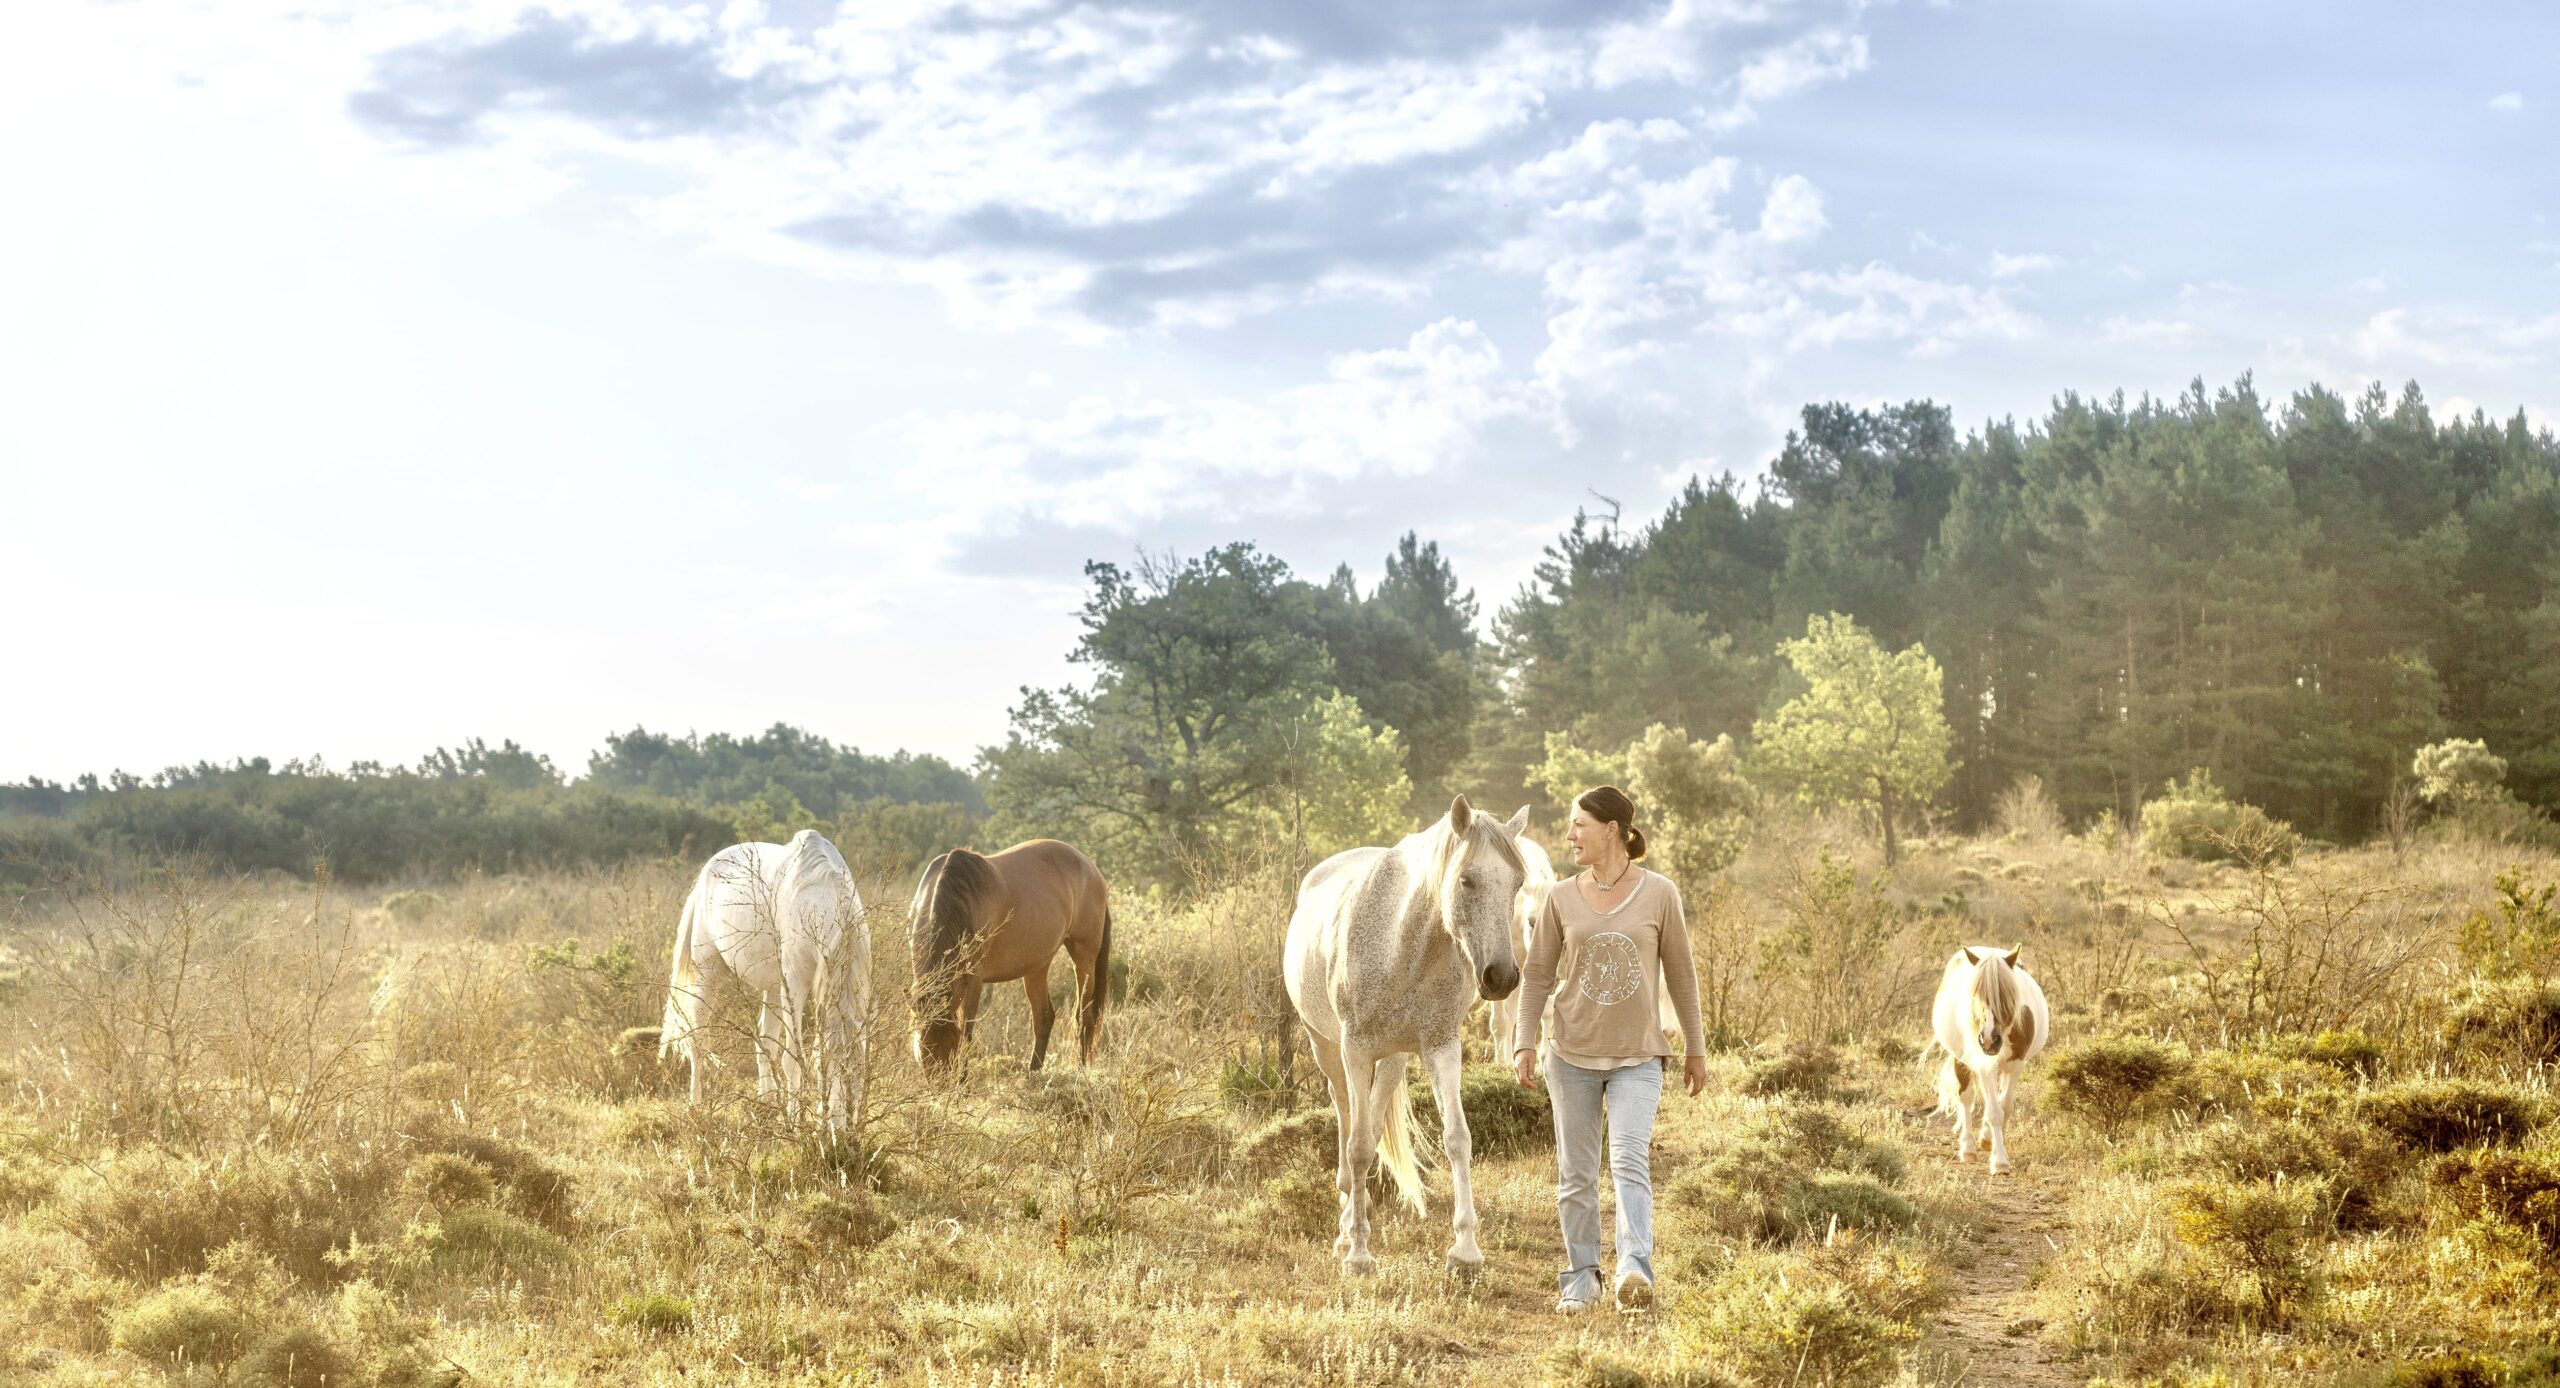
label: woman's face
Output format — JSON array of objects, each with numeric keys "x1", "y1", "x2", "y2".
[{"x1": 1564, "y1": 804, "x2": 1616, "y2": 867}]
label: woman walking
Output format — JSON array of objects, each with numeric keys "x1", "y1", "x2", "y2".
[{"x1": 1512, "y1": 785, "x2": 1707, "y2": 1314}]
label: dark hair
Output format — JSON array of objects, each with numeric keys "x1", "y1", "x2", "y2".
[{"x1": 1575, "y1": 785, "x2": 1647, "y2": 861}]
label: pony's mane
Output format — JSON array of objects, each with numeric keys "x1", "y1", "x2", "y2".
[
  {"x1": 915, "y1": 848, "x2": 1000, "y2": 977},
  {"x1": 1974, "y1": 950, "x2": 2020, "y2": 1018}
]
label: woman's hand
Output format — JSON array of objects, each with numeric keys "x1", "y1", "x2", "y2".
[
  {"x1": 1513, "y1": 1048, "x2": 1540, "y2": 1088},
  {"x1": 1682, "y1": 1054, "x2": 1709, "y2": 1097}
]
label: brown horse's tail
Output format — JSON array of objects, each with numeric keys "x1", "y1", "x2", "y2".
[{"x1": 1078, "y1": 906, "x2": 1113, "y2": 1063}]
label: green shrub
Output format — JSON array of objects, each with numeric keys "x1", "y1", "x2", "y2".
[
  {"x1": 1408, "y1": 1064, "x2": 1552, "y2": 1158},
  {"x1": 411, "y1": 1204, "x2": 570, "y2": 1282},
  {"x1": 2427, "y1": 1149, "x2": 2560, "y2": 1265},
  {"x1": 1539, "y1": 1344, "x2": 1733, "y2": 1388},
  {"x1": 2384, "y1": 1354, "x2": 2502, "y2": 1388},
  {"x1": 1786, "y1": 1175, "x2": 1918, "y2": 1235},
  {"x1": 1259, "y1": 1167, "x2": 1339, "y2": 1240},
  {"x1": 400, "y1": 1153, "x2": 496, "y2": 1209},
  {"x1": 2162, "y1": 1177, "x2": 2329, "y2": 1324},
  {"x1": 2139, "y1": 770, "x2": 2298, "y2": 864},
  {"x1": 229, "y1": 1325, "x2": 362, "y2": 1387},
  {"x1": 2186, "y1": 1117, "x2": 2403, "y2": 1231},
  {"x1": 1217, "y1": 1054, "x2": 1301, "y2": 1114},
  {"x1": 0, "y1": 1149, "x2": 56, "y2": 1213},
  {"x1": 108, "y1": 1282, "x2": 256, "y2": 1369},
  {"x1": 379, "y1": 889, "x2": 447, "y2": 924},
  {"x1": 1738, "y1": 1043, "x2": 1843, "y2": 1100},
  {"x1": 2274, "y1": 1028, "x2": 2386, "y2": 1080},
  {"x1": 2441, "y1": 980, "x2": 2560, "y2": 1066},
  {"x1": 611, "y1": 1293, "x2": 694, "y2": 1334},
  {"x1": 2360, "y1": 1080, "x2": 2540, "y2": 1153},
  {"x1": 1233, "y1": 1107, "x2": 1335, "y2": 1176},
  {"x1": 2048, "y1": 1036, "x2": 2193, "y2": 1131},
  {"x1": 779, "y1": 1190, "x2": 897, "y2": 1258},
  {"x1": 2456, "y1": 867, "x2": 2560, "y2": 982},
  {"x1": 414, "y1": 1130, "x2": 574, "y2": 1229},
  {"x1": 2184, "y1": 1050, "x2": 2343, "y2": 1121},
  {"x1": 1672, "y1": 1260, "x2": 1912, "y2": 1388},
  {"x1": 63, "y1": 1147, "x2": 395, "y2": 1285}
]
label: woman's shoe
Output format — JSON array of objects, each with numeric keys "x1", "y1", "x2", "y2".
[{"x1": 1614, "y1": 1269, "x2": 1654, "y2": 1312}]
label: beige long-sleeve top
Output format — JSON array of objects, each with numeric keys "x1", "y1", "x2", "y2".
[{"x1": 1512, "y1": 868, "x2": 1705, "y2": 1066}]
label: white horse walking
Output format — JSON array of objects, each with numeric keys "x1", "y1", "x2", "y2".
[
  {"x1": 1926, "y1": 945, "x2": 2049, "y2": 1174},
  {"x1": 660, "y1": 829, "x2": 870, "y2": 1134},
  {"x1": 1285, "y1": 796, "x2": 1528, "y2": 1278}
]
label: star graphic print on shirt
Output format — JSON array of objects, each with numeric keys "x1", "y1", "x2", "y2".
[{"x1": 1575, "y1": 930, "x2": 1643, "y2": 1007}]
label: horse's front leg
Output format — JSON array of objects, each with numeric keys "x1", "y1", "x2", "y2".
[
  {"x1": 1337, "y1": 1048, "x2": 1383, "y2": 1276},
  {"x1": 1422, "y1": 1036, "x2": 1481, "y2": 1279},
  {"x1": 1024, "y1": 958, "x2": 1057, "y2": 1072},
  {"x1": 1984, "y1": 1060, "x2": 2016, "y2": 1175},
  {"x1": 1952, "y1": 1061, "x2": 1980, "y2": 1162},
  {"x1": 1302, "y1": 1033, "x2": 1358, "y2": 1260}
]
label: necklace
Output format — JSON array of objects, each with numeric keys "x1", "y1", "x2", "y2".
[{"x1": 1593, "y1": 860, "x2": 1634, "y2": 893}]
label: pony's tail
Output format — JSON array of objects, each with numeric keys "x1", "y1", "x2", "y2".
[
  {"x1": 1916, "y1": 1036, "x2": 1963, "y2": 1117},
  {"x1": 1078, "y1": 907, "x2": 1113, "y2": 1063},
  {"x1": 1375, "y1": 1062, "x2": 1429, "y2": 1215},
  {"x1": 660, "y1": 880, "x2": 705, "y2": 1068}
]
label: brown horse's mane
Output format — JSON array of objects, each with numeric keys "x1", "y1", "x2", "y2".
[{"x1": 915, "y1": 847, "x2": 1001, "y2": 983}]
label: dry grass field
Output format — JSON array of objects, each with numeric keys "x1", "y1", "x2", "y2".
[{"x1": 4, "y1": 809, "x2": 2558, "y2": 1387}]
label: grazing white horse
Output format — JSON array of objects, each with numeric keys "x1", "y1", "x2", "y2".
[
  {"x1": 660, "y1": 829, "x2": 870, "y2": 1134},
  {"x1": 1285, "y1": 796, "x2": 1528, "y2": 1278},
  {"x1": 1488, "y1": 832, "x2": 1682, "y2": 1052},
  {"x1": 1926, "y1": 945, "x2": 2049, "y2": 1174}
]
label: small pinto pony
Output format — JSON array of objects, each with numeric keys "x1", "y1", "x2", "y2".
[
  {"x1": 660, "y1": 829, "x2": 870, "y2": 1134},
  {"x1": 908, "y1": 839, "x2": 1112, "y2": 1071},
  {"x1": 1286, "y1": 795, "x2": 1527, "y2": 1279},
  {"x1": 1925, "y1": 944, "x2": 2050, "y2": 1174}
]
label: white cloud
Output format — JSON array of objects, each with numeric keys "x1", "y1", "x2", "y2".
[
  {"x1": 2352, "y1": 306, "x2": 2560, "y2": 370},
  {"x1": 2489, "y1": 91, "x2": 2525, "y2": 112},
  {"x1": 2100, "y1": 315, "x2": 2195, "y2": 346},
  {"x1": 1759, "y1": 174, "x2": 1827, "y2": 244},
  {"x1": 1705, "y1": 28, "x2": 1871, "y2": 132},
  {"x1": 1987, "y1": 250, "x2": 2064, "y2": 278},
  {"x1": 900, "y1": 318, "x2": 1537, "y2": 535}
]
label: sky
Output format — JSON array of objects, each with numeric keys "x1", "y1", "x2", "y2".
[{"x1": 3, "y1": 0, "x2": 2555, "y2": 784}]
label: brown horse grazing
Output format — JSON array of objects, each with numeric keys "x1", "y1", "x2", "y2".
[{"x1": 908, "y1": 839, "x2": 1112, "y2": 1071}]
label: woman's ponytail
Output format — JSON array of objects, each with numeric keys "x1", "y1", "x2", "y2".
[{"x1": 1624, "y1": 825, "x2": 1648, "y2": 861}]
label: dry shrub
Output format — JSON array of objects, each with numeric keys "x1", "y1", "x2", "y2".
[
  {"x1": 1233, "y1": 1106, "x2": 1334, "y2": 1176},
  {"x1": 399, "y1": 1153, "x2": 496, "y2": 1209},
  {"x1": 2359, "y1": 1080, "x2": 2541, "y2": 1153},
  {"x1": 2427, "y1": 1149, "x2": 2560, "y2": 1265},
  {"x1": 2183, "y1": 1117, "x2": 2404, "y2": 1232},
  {"x1": 2157, "y1": 854, "x2": 2444, "y2": 1040},
  {"x1": 405, "y1": 1203, "x2": 570, "y2": 1284},
  {"x1": 1757, "y1": 848, "x2": 1946, "y2": 1044},
  {"x1": 2271, "y1": 1027, "x2": 2388, "y2": 1080}
]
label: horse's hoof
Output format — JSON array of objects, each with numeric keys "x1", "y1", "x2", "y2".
[
  {"x1": 1332, "y1": 1235, "x2": 1354, "y2": 1258},
  {"x1": 1446, "y1": 1255, "x2": 1483, "y2": 1283},
  {"x1": 1342, "y1": 1252, "x2": 1378, "y2": 1278},
  {"x1": 1988, "y1": 1161, "x2": 2012, "y2": 1176}
]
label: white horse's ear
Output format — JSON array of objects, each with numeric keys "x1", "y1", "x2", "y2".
[
  {"x1": 1502, "y1": 805, "x2": 1530, "y2": 838},
  {"x1": 1449, "y1": 794, "x2": 1473, "y2": 831},
  {"x1": 2008, "y1": 943, "x2": 2025, "y2": 968},
  {"x1": 1961, "y1": 946, "x2": 1981, "y2": 965}
]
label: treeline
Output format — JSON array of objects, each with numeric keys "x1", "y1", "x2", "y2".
[
  {"x1": 0, "y1": 727, "x2": 979, "y2": 886},
  {"x1": 987, "y1": 377, "x2": 2560, "y2": 875}
]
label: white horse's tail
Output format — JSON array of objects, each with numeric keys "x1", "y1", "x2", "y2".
[
  {"x1": 1916, "y1": 1035, "x2": 1964, "y2": 1116},
  {"x1": 809, "y1": 910, "x2": 868, "y2": 1133},
  {"x1": 1374, "y1": 1061, "x2": 1429, "y2": 1215},
  {"x1": 660, "y1": 878, "x2": 706, "y2": 1068}
]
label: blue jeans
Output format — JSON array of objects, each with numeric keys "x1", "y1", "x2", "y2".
[{"x1": 1543, "y1": 1053, "x2": 1663, "y2": 1301}]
